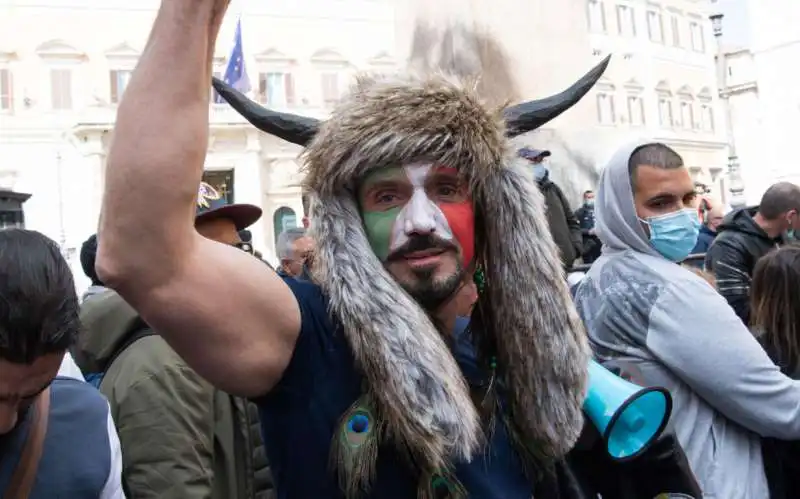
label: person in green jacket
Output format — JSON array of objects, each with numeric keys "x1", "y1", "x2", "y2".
[{"x1": 74, "y1": 183, "x2": 274, "y2": 499}]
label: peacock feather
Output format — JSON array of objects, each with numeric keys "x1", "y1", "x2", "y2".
[
  {"x1": 332, "y1": 393, "x2": 384, "y2": 498},
  {"x1": 419, "y1": 469, "x2": 467, "y2": 499}
]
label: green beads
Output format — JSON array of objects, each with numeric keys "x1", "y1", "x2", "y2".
[{"x1": 473, "y1": 267, "x2": 486, "y2": 294}]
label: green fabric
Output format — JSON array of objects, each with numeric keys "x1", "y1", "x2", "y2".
[{"x1": 76, "y1": 291, "x2": 274, "y2": 499}]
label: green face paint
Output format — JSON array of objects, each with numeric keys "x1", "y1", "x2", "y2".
[
  {"x1": 359, "y1": 167, "x2": 408, "y2": 261},
  {"x1": 362, "y1": 207, "x2": 401, "y2": 261}
]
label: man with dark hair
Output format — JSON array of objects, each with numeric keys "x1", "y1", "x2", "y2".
[
  {"x1": 575, "y1": 140, "x2": 800, "y2": 498},
  {"x1": 80, "y1": 233, "x2": 108, "y2": 302},
  {"x1": 76, "y1": 183, "x2": 274, "y2": 499},
  {"x1": 574, "y1": 190, "x2": 601, "y2": 264},
  {"x1": 95, "y1": 3, "x2": 701, "y2": 497},
  {"x1": 706, "y1": 181, "x2": 800, "y2": 323},
  {"x1": 518, "y1": 147, "x2": 583, "y2": 268},
  {"x1": 0, "y1": 229, "x2": 123, "y2": 498}
]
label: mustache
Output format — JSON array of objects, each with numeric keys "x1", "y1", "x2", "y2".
[{"x1": 387, "y1": 235, "x2": 458, "y2": 261}]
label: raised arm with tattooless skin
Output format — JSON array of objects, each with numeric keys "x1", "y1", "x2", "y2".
[{"x1": 95, "y1": 0, "x2": 300, "y2": 398}]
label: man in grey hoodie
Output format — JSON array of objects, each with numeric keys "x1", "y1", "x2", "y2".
[{"x1": 574, "y1": 140, "x2": 800, "y2": 499}]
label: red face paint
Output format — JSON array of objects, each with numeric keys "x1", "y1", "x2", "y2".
[
  {"x1": 430, "y1": 165, "x2": 475, "y2": 267},
  {"x1": 439, "y1": 201, "x2": 475, "y2": 267}
]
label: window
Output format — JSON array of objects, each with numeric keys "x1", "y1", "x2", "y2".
[
  {"x1": 258, "y1": 72, "x2": 295, "y2": 106},
  {"x1": 273, "y1": 206, "x2": 298, "y2": 247},
  {"x1": 670, "y1": 15, "x2": 681, "y2": 46},
  {"x1": 321, "y1": 72, "x2": 340, "y2": 106},
  {"x1": 596, "y1": 93, "x2": 616, "y2": 125},
  {"x1": 587, "y1": 0, "x2": 607, "y2": 32},
  {"x1": 0, "y1": 68, "x2": 12, "y2": 111},
  {"x1": 658, "y1": 97, "x2": 674, "y2": 127},
  {"x1": 701, "y1": 104, "x2": 715, "y2": 131},
  {"x1": 680, "y1": 101, "x2": 695, "y2": 129},
  {"x1": 616, "y1": 5, "x2": 636, "y2": 37},
  {"x1": 690, "y1": 21, "x2": 705, "y2": 52},
  {"x1": 109, "y1": 69, "x2": 132, "y2": 104},
  {"x1": 627, "y1": 95, "x2": 645, "y2": 126},
  {"x1": 647, "y1": 11, "x2": 664, "y2": 43},
  {"x1": 50, "y1": 68, "x2": 73, "y2": 110}
]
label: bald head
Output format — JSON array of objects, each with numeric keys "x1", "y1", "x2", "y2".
[
  {"x1": 753, "y1": 182, "x2": 800, "y2": 238},
  {"x1": 706, "y1": 205, "x2": 725, "y2": 231},
  {"x1": 759, "y1": 182, "x2": 800, "y2": 220}
]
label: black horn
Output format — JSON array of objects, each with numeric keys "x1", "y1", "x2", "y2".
[
  {"x1": 503, "y1": 55, "x2": 611, "y2": 138},
  {"x1": 212, "y1": 77, "x2": 321, "y2": 146}
]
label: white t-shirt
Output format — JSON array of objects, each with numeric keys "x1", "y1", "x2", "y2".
[{"x1": 58, "y1": 352, "x2": 126, "y2": 499}]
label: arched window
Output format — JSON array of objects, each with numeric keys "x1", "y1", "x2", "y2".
[{"x1": 273, "y1": 206, "x2": 298, "y2": 246}]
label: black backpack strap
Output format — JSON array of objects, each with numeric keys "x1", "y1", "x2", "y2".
[{"x1": 105, "y1": 321, "x2": 158, "y2": 372}]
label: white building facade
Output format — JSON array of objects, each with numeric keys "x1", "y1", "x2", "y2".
[
  {"x1": 0, "y1": 0, "x2": 730, "y2": 292},
  {"x1": 0, "y1": 0, "x2": 397, "y2": 290},
  {"x1": 718, "y1": 0, "x2": 800, "y2": 204},
  {"x1": 582, "y1": 0, "x2": 729, "y2": 202},
  {"x1": 396, "y1": 0, "x2": 728, "y2": 205}
]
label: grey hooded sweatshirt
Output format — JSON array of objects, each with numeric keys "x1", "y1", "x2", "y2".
[{"x1": 574, "y1": 140, "x2": 800, "y2": 499}]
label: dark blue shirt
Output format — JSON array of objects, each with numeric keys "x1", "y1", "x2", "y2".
[
  {"x1": 0, "y1": 377, "x2": 112, "y2": 499},
  {"x1": 255, "y1": 278, "x2": 533, "y2": 498}
]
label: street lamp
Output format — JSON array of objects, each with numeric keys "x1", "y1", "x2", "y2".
[{"x1": 709, "y1": 10, "x2": 747, "y2": 208}]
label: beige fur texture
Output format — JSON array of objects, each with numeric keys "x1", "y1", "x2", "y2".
[{"x1": 301, "y1": 73, "x2": 591, "y2": 485}]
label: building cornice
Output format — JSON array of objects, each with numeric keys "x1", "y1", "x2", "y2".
[
  {"x1": 0, "y1": 190, "x2": 32, "y2": 203},
  {"x1": 654, "y1": 137, "x2": 729, "y2": 151},
  {"x1": 724, "y1": 82, "x2": 758, "y2": 97},
  {"x1": 71, "y1": 105, "x2": 332, "y2": 135}
]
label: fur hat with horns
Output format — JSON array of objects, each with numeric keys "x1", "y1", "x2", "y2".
[{"x1": 214, "y1": 51, "x2": 609, "y2": 495}]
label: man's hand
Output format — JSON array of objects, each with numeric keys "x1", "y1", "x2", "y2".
[{"x1": 97, "y1": 0, "x2": 302, "y2": 398}]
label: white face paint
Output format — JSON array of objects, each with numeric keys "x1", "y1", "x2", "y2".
[{"x1": 389, "y1": 162, "x2": 454, "y2": 253}]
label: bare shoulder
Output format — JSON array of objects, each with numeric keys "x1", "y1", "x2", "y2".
[{"x1": 101, "y1": 235, "x2": 302, "y2": 398}]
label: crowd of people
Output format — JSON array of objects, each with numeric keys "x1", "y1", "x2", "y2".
[{"x1": 2, "y1": 1, "x2": 800, "y2": 498}]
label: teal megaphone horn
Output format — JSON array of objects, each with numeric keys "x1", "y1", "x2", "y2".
[{"x1": 584, "y1": 359, "x2": 672, "y2": 461}]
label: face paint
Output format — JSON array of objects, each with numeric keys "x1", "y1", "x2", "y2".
[
  {"x1": 439, "y1": 201, "x2": 474, "y2": 267},
  {"x1": 360, "y1": 163, "x2": 475, "y2": 266},
  {"x1": 388, "y1": 164, "x2": 454, "y2": 253},
  {"x1": 362, "y1": 206, "x2": 401, "y2": 261}
]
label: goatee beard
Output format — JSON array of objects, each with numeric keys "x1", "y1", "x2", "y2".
[{"x1": 401, "y1": 264, "x2": 465, "y2": 312}]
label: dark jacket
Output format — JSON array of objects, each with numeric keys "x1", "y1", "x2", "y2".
[
  {"x1": 574, "y1": 204, "x2": 602, "y2": 264},
  {"x1": 692, "y1": 225, "x2": 717, "y2": 255},
  {"x1": 75, "y1": 290, "x2": 274, "y2": 499},
  {"x1": 705, "y1": 207, "x2": 783, "y2": 324},
  {"x1": 574, "y1": 204, "x2": 595, "y2": 233},
  {"x1": 546, "y1": 425, "x2": 702, "y2": 499},
  {"x1": 539, "y1": 173, "x2": 583, "y2": 268},
  {"x1": 759, "y1": 338, "x2": 800, "y2": 499}
]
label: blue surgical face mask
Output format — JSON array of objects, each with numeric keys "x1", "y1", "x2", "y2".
[
  {"x1": 640, "y1": 208, "x2": 701, "y2": 262},
  {"x1": 533, "y1": 164, "x2": 547, "y2": 180},
  {"x1": 584, "y1": 199, "x2": 595, "y2": 207}
]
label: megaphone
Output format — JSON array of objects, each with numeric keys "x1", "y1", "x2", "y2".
[{"x1": 584, "y1": 359, "x2": 672, "y2": 461}]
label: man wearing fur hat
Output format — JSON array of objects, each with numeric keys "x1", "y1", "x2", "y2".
[{"x1": 95, "y1": 1, "x2": 700, "y2": 498}]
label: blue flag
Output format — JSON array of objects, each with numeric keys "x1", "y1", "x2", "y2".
[{"x1": 217, "y1": 18, "x2": 251, "y2": 102}]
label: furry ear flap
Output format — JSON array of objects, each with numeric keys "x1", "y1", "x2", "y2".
[
  {"x1": 477, "y1": 157, "x2": 590, "y2": 460},
  {"x1": 307, "y1": 193, "x2": 482, "y2": 490}
]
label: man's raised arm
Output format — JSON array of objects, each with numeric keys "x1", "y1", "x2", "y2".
[{"x1": 95, "y1": 0, "x2": 301, "y2": 398}]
